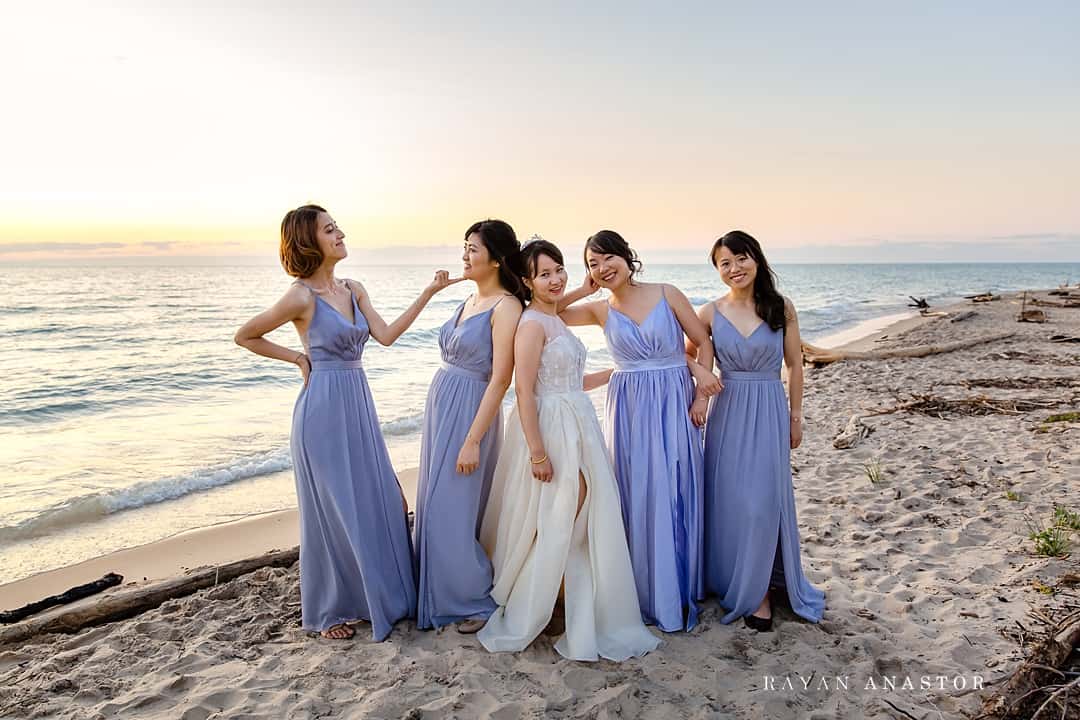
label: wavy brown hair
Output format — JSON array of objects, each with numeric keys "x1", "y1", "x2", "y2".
[{"x1": 279, "y1": 204, "x2": 327, "y2": 278}]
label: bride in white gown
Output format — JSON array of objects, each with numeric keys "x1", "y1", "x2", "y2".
[{"x1": 478, "y1": 239, "x2": 660, "y2": 661}]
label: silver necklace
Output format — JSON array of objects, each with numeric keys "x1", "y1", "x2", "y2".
[{"x1": 308, "y1": 278, "x2": 344, "y2": 295}]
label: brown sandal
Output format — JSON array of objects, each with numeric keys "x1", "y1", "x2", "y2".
[
  {"x1": 320, "y1": 623, "x2": 355, "y2": 640},
  {"x1": 456, "y1": 618, "x2": 486, "y2": 634}
]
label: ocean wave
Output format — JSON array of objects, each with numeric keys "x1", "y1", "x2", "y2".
[
  {"x1": 0, "y1": 410, "x2": 431, "y2": 542},
  {"x1": 382, "y1": 412, "x2": 424, "y2": 437},
  {"x1": 1, "y1": 369, "x2": 299, "y2": 426},
  {"x1": 0, "y1": 399, "x2": 97, "y2": 424},
  {"x1": 392, "y1": 327, "x2": 443, "y2": 349},
  {"x1": 799, "y1": 311, "x2": 862, "y2": 337},
  {"x1": 4, "y1": 323, "x2": 74, "y2": 336},
  {"x1": 0, "y1": 447, "x2": 294, "y2": 545}
]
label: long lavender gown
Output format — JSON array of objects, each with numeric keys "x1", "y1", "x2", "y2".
[
  {"x1": 290, "y1": 287, "x2": 416, "y2": 641},
  {"x1": 413, "y1": 301, "x2": 501, "y2": 629},
  {"x1": 704, "y1": 306, "x2": 825, "y2": 624},
  {"x1": 603, "y1": 291, "x2": 704, "y2": 632}
]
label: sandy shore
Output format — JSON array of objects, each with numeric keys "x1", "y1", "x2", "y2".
[
  {"x1": 0, "y1": 470, "x2": 418, "y2": 611},
  {"x1": 2, "y1": 292, "x2": 1078, "y2": 719}
]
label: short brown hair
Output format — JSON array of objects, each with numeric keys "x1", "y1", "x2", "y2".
[{"x1": 279, "y1": 204, "x2": 327, "y2": 278}]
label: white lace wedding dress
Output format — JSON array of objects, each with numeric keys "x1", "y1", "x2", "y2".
[{"x1": 478, "y1": 310, "x2": 660, "y2": 661}]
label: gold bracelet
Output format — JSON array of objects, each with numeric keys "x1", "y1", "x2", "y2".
[
  {"x1": 530, "y1": 454, "x2": 548, "y2": 465},
  {"x1": 294, "y1": 352, "x2": 306, "y2": 365}
]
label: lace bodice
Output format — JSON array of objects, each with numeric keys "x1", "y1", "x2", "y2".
[{"x1": 519, "y1": 310, "x2": 587, "y2": 395}]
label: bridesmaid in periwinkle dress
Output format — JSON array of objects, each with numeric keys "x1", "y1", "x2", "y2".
[
  {"x1": 235, "y1": 204, "x2": 458, "y2": 641},
  {"x1": 689, "y1": 230, "x2": 825, "y2": 632},
  {"x1": 558, "y1": 230, "x2": 722, "y2": 632},
  {"x1": 413, "y1": 219, "x2": 525, "y2": 632}
]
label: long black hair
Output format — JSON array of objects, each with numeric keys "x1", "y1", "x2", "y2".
[
  {"x1": 465, "y1": 219, "x2": 528, "y2": 305},
  {"x1": 710, "y1": 230, "x2": 787, "y2": 332},
  {"x1": 583, "y1": 230, "x2": 643, "y2": 284}
]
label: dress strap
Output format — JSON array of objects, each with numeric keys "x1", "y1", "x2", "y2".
[{"x1": 471, "y1": 293, "x2": 511, "y2": 315}]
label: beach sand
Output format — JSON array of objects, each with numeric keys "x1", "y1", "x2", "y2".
[{"x1": 2, "y1": 291, "x2": 1077, "y2": 719}]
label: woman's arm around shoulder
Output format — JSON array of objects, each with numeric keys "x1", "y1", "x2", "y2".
[{"x1": 558, "y1": 299, "x2": 606, "y2": 328}]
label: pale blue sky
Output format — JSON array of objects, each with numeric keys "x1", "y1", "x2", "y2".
[{"x1": 1, "y1": 1, "x2": 1077, "y2": 261}]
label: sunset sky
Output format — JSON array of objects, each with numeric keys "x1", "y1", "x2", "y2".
[{"x1": 2, "y1": 2, "x2": 1077, "y2": 262}]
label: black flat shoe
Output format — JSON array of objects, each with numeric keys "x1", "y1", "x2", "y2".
[{"x1": 743, "y1": 614, "x2": 773, "y2": 632}]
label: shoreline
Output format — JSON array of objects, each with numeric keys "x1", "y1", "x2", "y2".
[
  {"x1": 0, "y1": 469, "x2": 417, "y2": 611},
  {"x1": 810, "y1": 310, "x2": 920, "y2": 351}
]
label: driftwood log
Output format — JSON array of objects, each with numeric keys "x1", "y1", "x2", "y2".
[
  {"x1": 0, "y1": 547, "x2": 299, "y2": 646},
  {"x1": 1, "y1": 572, "x2": 123, "y2": 624},
  {"x1": 979, "y1": 610, "x2": 1080, "y2": 719},
  {"x1": 1031, "y1": 297, "x2": 1080, "y2": 308},
  {"x1": 950, "y1": 310, "x2": 977, "y2": 323},
  {"x1": 802, "y1": 332, "x2": 1016, "y2": 367}
]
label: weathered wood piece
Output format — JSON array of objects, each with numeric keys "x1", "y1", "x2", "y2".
[
  {"x1": 802, "y1": 332, "x2": 1015, "y2": 366},
  {"x1": 0, "y1": 548, "x2": 299, "y2": 645}
]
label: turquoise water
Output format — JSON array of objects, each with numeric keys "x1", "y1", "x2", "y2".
[{"x1": 1, "y1": 261, "x2": 1077, "y2": 583}]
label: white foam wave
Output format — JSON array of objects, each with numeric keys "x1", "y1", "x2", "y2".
[{"x1": 0, "y1": 448, "x2": 293, "y2": 545}]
